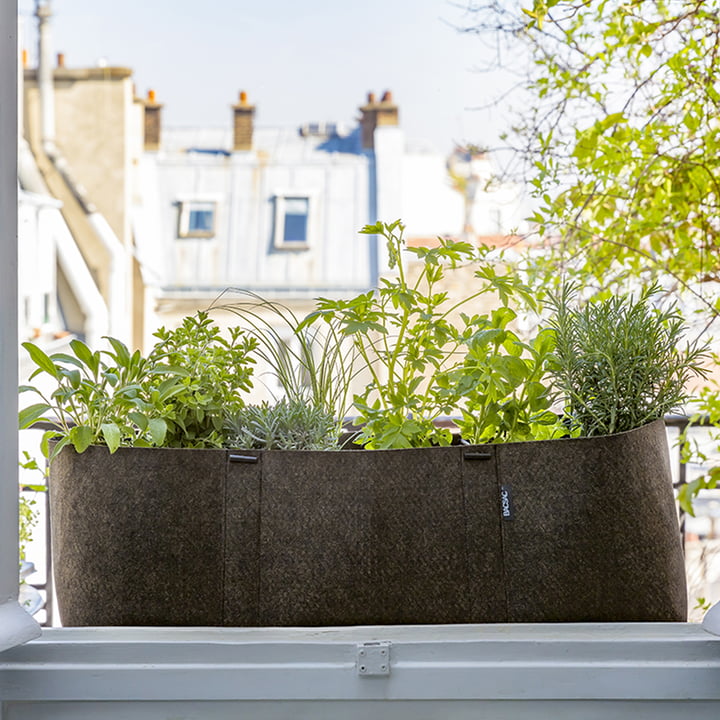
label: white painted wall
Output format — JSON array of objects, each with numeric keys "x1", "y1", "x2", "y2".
[
  {"x1": 17, "y1": 193, "x2": 60, "y2": 340},
  {"x1": 401, "y1": 150, "x2": 464, "y2": 239},
  {"x1": 139, "y1": 129, "x2": 373, "y2": 297}
]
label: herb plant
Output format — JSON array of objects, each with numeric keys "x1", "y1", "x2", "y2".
[
  {"x1": 451, "y1": 317, "x2": 559, "y2": 443},
  {"x1": 225, "y1": 398, "x2": 340, "y2": 451},
  {"x1": 548, "y1": 284, "x2": 709, "y2": 437},
  {"x1": 307, "y1": 220, "x2": 559, "y2": 448},
  {"x1": 148, "y1": 312, "x2": 257, "y2": 447},
  {"x1": 20, "y1": 336, "x2": 177, "y2": 458},
  {"x1": 19, "y1": 311, "x2": 257, "y2": 456},
  {"x1": 209, "y1": 291, "x2": 356, "y2": 426}
]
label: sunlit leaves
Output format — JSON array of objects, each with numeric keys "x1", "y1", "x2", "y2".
[
  {"x1": 19, "y1": 312, "x2": 257, "y2": 455},
  {"x1": 509, "y1": 0, "x2": 720, "y2": 297},
  {"x1": 547, "y1": 284, "x2": 710, "y2": 436},
  {"x1": 309, "y1": 220, "x2": 561, "y2": 448}
]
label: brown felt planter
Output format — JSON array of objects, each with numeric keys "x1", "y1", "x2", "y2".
[{"x1": 50, "y1": 418, "x2": 687, "y2": 626}]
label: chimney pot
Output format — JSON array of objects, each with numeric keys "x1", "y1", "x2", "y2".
[
  {"x1": 144, "y1": 89, "x2": 163, "y2": 151},
  {"x1": 360, "y1": 89, "x2": 399, "y2": 150},
  {"x1": 56, "y1": 52, "x2": 65, "y2": 68},
  {"x1": 22, "y1": 49, "x2": 28, "y2": 67},
  {"x1": 233, "y1": 91, "x2": 256, "y2": 151}
]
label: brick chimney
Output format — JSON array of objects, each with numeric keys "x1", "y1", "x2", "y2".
[
  {"x1": 359, "y1": 90, "x2": 399, "y2": 150},
  {"x1": 232, "y1": 90, "x2": 255, "y2": 151},
  {"x1": 144, "y1": 89, "x2": 162, "y2": 151}
]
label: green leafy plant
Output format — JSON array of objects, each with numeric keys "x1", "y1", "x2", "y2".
[
  {"x1": 208, "y1": 291, "x2": 357, "y2": 427},
  {"x1": 225, "y1": 397, "x2": 340, "y2": 451},
  {"x1": 148, "y1": 312, "x2": 257, "y2": 447},
  {"x1": 19, "y1": 311, "x2": 257, "y2": 456},
  {"x1": 677, "y1": 385, "x2": 720, "y2": 515},
  {"x1": 547, "y1": 284, "x2": 709, "y2": 437},
  {"x1": 451, "y1": 317, "x2": 559, "y2": 443},
  {"x1": 18, "y1": 451, "x2": 47, "y2": 574},
  {"x1": 306, "y1": 220, "x2": 559, "y2": 448},
  {"x1": 19, "y1": 335, "x2": 178, "y2": 458}
]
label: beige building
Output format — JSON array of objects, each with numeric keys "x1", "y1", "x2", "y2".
[{"x1": 21, "y1": 45, "x2": 145, "y2": 349}]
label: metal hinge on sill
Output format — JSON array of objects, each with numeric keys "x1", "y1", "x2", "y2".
[{"x1": 356, "y1": 641, "x2": 391, "y2": 676}]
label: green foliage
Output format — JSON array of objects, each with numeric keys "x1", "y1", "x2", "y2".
[
  {"x1": 19, "y1": 312, "x2": 257, "y2": 455},
  {"x1": 677, "y1": 468, "x2": 719, "y2": 516},
  {"x1": 20, "y1": 335, "x2": 178, "y2": 459},
  {"x1": 18, "y1": 495, "x2": 37, "y2": 565},
  {"x1": 208, "y1": 291, "x2": 356, "y2": 430},
  {"x1": 547, "y1": 284, "x2": 709, "y2": 436},
  {"x1": 677, "y1": 385, "x2": 720, "y2": 515},
  {"x1": 453, "y1": 322, "x2": 560, "y2": 443},
  {"x1": 474, "y1": 1, "x2": 720, "y2": 310},
  {"x1": 225, "y1": 398, "x2": 340, "y2": 450},
  {"x1": 463, "y1": 1, "x2": 720, "y2": 508},
  {"x1": 307, "y1": 220, "x2": 560, "y2": 448},
  {"x1": 18, "y1": 451, "x2": 47, "y2": 567},
  {"x1": 148, "y1": 312, "x2": 257, "y2": 447}
]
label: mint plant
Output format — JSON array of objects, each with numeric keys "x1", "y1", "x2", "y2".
[
  {"x1": 451, "y1": 316, "x2": 559, "y2": 444},
  {"x1": 306, "y1": 220, "x2": 559, "y2": 448}
]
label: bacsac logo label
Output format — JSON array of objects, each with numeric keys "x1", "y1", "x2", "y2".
[{"x1": 500, "y1": 484, "x2": 514, "y2": 521}]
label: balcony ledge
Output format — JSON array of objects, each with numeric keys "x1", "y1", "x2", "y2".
[{"x1": 1, "y1": 623, "x2": 720, "y2": 719}]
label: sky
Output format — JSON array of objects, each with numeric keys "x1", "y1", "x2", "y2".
[{"x1": 17, "y1": 0, "x2": 519, "y2": 154}]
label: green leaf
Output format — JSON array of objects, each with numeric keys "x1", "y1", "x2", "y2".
[
  {"x1": 69, "y1": 425, "x2": 94, "y2": 453},
  {"x1": 40, "y1": 429, "x2": 61, "y2": 459},
  {"x1": 104, "y1": 336, "x2": 131, "y2": 367},
  {"x1": 21, "y1": 483, "x2": 48, "y2": 492},
  {"x1": 48, "y1": 353, "x2": 84, "y2": 368},
  {"x1": 18, "y1": 403, "x2": 51, "y2": 430},
  {"x1": 148, "y1": 418, "x2": 167, "y2": 446},
  {"x1": 22, "y1": 342, "x2": 60, "y2": 379},
  {"x1": 128, "y1": 411, "x2": 149, "y2": 431},
  {"x1": 101, "y1": 422, "x2": 122, "y2": 453},
  {"x1": 69, "y1": 339, "x2": 99, "y2": 372},
  {"x1": 47, "y1": 434, "x2": 70, "y2": 462}
]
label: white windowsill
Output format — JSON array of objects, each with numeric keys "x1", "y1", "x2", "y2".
[{"x1": 1, "y1": 623, "x2": 719, "y2": 706}]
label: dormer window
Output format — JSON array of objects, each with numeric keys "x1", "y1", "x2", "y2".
[
  {"x1": 177, "y1": 200, "x2": 217, "y2": 238},
  {"x1": 274, "y1": 195, "x2": 311, "y2": 249}
]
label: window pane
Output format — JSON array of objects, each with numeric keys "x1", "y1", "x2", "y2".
[
  {"x1": 178, "y1": 201, "x2": 216, "y2": 238},
  {"x1": 189, "y1": 210, "x2": 214, "y2": 232},
  {"x1": 283, "y1": 197, "x2": 308, "y2": 244}
]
